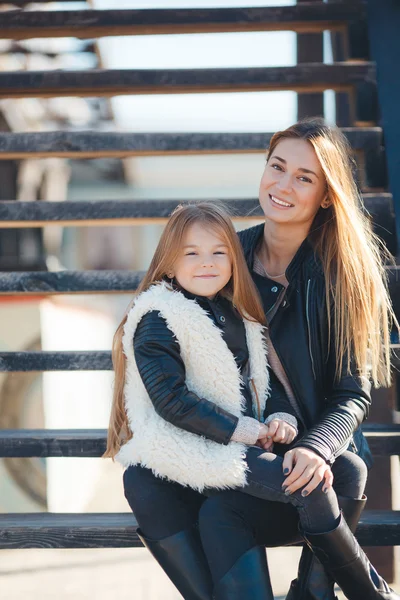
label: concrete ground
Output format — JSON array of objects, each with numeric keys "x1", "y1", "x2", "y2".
[{"x1": 0, "y1": 544, "x2": 399, "y2": 599}]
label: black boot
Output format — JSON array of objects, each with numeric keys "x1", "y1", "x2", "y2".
[
  {"x1": 213, "y1": 545, "x2": 274, "y2": 600},
  {"x1": 303, "y1": 514, "x2": 400, "y2": 600},
  {"x1": 137, "y1": 526, "x2": 213, "y2": 600},
  {"x1": 286, "y1": 495, "x2": 367, "y2": 600}
]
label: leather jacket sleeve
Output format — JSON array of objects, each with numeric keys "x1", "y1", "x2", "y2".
[
  {"x1": 294, "y1": 336, "x2": 372, "y2": 464},
  {"x1": 133, "y1": 311, "x2": 239, "y2": 445}
]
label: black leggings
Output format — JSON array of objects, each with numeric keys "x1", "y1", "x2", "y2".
[{"x1": 123, "y1": 449, "x2": 367, "y2": 542}]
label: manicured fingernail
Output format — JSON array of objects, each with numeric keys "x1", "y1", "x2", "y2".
[
  {"x1": 282, "y1": 485, "x2": 287, "y2": 491},
  {"x1": 267, "y1": 436, "x2": 271, "y2": 440},
  {"x1": 283, "y1": 468, "x2": 290, "y2": 475},
  {"x1": 301, "y1": 490, "x2": 309, "y2": 497},
  {"x1": 284, "y1": 489, "x2": 292, "y2": 496},
  {"x1": 322, "y1": 487, "x2": 328, "y2": 494}
]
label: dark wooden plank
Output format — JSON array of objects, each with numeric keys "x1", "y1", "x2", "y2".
[
  {"x1": 0, "y1": 429, "x2": 107, "y2": 458},
  {"x1": 1, "y1": 264, "x2": 399, "y2": 298},
  {"x1": 0, "y1": 128, "x2": 382, "y2": 159},
  {"x1": 0, "y1": 513, "x2": 141, "y2": 549},
  {"x1": 0, "y1": 426, "x2": 398, "y2": 458},
  {"x1": 0, "y1": 4, "x2": 367, "y2": 39},
  {"x1": 0, "y1": 351, "x2": 112, "y2": 372},
  {"x1": 2, "y1": 344, "x2": 399, "y2": 374},
  {"x1": 0, "y1": 198, "x2": 263, "y2": 226},
  {"x1": 0, "y1": 64, "x2": 376, "y2": 99},
  {"x1": 0, "y1": 270, "x2": 144, "y2": 295},
  {"x1": 0, "y1": 510, "x2": 397, "y2": 549}
]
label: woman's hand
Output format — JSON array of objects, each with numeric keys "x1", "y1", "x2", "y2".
[
  {"x1": 258, "y1": 419, "x2": 297, "y2": 449},
  {"x1": 282, "y1": 447, "x2": 333, "y2": 496}
]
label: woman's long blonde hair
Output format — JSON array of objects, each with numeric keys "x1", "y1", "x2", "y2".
[
  {"x1": 104, "y1": 201, "x2": 266, "y2": 459},
  {"x1": 267, "y1": 118, "x2": 396, "y2": 387}
]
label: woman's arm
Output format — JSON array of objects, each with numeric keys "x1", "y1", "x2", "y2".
[
  {"x1": 293, "y1": 336, "x2": 371, "y2": 465},
  {"x1": 134, "y1": 311, "x2": 262, "y2": 445}
]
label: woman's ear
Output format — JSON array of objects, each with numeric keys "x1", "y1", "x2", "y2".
[{"x1": 321, "y1": 197, "x2": 331, "y2": 209}]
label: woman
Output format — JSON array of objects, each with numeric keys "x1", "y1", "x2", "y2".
[{"x1": 197, "y1": 118, "x2": 398, "y2": 599}]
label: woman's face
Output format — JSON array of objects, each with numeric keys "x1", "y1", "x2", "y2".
[
  {"x1": 259, "y1": 138, "x2": 327, "y2": 229},
  {"x1": 172, "y1": 222, "x2": 232, "y2": 299}
]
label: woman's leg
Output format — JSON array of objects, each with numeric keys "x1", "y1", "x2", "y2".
[
  {"x1": 123, "y1": 465, "x2": 213, "y2": 600},
  {"x1": 242, "y1": 446, "x2": 341, "y2": 533},
  {"x1": 287, "y1": 451, "x2": 368, "y2": 600}
]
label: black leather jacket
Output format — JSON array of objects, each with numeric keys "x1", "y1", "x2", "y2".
[
  {"x1": 133, "y1": 289, "x2": 296, "y2": 446},
  {"x1": 238, "y1": 223, "x2": 373, "y2": 468}
]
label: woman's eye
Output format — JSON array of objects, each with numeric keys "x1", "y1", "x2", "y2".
[
  {"x1": 184, "y1": 252, "x2": 196, "y2": 256},
  {"x1": 299, "y1": 176, "x2": 312, "y2": 183},
  {"x1": 271, "y1": 163, "x2": 283, "y2": 171},
  {"x1": 214, "y1": 251, "x2": 226, "y2": 255}
]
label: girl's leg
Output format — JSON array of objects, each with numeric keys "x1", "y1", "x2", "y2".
[
  {"x1": 123, "y1": 465, "x2": 213, "y2": 600},
  {"x1": 199, "y1": 491, "x2": 299, "y2": 600}
]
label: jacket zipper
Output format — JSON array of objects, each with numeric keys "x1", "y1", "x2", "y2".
[
  {"x1": 306, "y1": 278, "x2": 317, "y2": 380},
  {"x1": 250, "y1": 378, "x2": 262, "y2": 421}
]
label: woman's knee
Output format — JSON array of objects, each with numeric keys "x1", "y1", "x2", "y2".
[{"x1": 333, "y1": 451, "x2": 368, "y2": 498}]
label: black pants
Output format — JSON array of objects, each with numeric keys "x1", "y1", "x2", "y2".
[{"x1": 123, "y1": 449, "x2": 367, "y2": 581}]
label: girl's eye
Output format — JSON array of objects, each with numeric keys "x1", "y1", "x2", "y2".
[
  {"x1": 299, "y1": 176, "x2": 312, "y2": 183},
  {"x1": 184, "y1": 252, "x2": 196, "y2": 256},
  {"x1": 271, "y1": 163, "x2": 283, "y2": 171},
  {"x1": 214, "y1": 251, "x2": 226, "y2": 255}
]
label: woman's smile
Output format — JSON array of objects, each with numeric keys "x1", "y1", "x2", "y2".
[{"x1": 269, "y1": 194, "x2": 294, "y2": 209}]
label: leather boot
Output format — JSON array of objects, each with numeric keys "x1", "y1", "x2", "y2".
[
  {"x1": 286, "y1": 495, "x2": 367, "y2": 600},
  {"x1": 137, "y1": 526, "x2": 213, "y2": 600},
  {"x1": 303, "y1": 514, "x2": 400, "y2": 600},
  {"x1": 213, "y1": 545, "x2": 274, "y2": 600}
]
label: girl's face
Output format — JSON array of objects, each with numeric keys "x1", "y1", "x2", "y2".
[
  {"x1": 172, "y1": 222, "x2": 232, "y2": 299},
  {"x1": 259, "y1": 138, "x2": 327, "y2": 229}
]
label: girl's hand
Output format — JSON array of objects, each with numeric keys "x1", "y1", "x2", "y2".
[
  {"x1": 264, "y1": 419, "x2": 297, "y2": 445},
  {"x1": 256, "y1": 419, "x2": 296, "y2": 451},
  {"x1": 282, "y1": 447, "x2": 334, "y2": 496}
]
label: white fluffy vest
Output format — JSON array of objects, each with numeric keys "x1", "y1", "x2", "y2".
[{"x1": 116, "y1": 282, "x2": 270, "y2": 492}]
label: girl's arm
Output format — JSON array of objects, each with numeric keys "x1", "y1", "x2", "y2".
[{"x1": 134, "y1": 311, "x2": 260, "y2": 445}]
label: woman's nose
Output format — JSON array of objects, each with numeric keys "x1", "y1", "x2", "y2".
[{"x1": 276, "y1": 173, "x2": 293, "y2": 193}]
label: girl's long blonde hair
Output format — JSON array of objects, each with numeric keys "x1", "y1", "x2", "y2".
[
  {"x1": 104, "y1": 201, "x2": 266, "y2": 459},
  {"x1": 267, "y1": 118, "x2": 396, "y2": 387}
]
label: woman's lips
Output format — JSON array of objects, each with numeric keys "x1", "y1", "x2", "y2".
[{"x1": 269, "y1": 193, "x2": 294, "y2": 208}]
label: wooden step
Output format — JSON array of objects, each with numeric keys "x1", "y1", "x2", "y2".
[
  {"x1": 2, "y1": 347, "x2": 400, "y2": 374},
  {"x1": 1, "y1": 266, "x2": 399, "y2": 298},
  {"x1": 0, "y1": 425, "x2": 398, "y2": 458},
  {"x1": 0, "y1": 4, "x2": 367, "y2": 39},
  {"x1": 0, "y1": 195, "x2": 395, "y2": 254},
  {"x1": 0, "y1": 63, "x2": 375, "y2": 99},
  {"x1": 0, "y1": 351, "x2": 111, "y2": 372},
  {"x1": 0, "y1": 128, "x2": 382, "y2": 159},
  {"x1": 0, "y1": 194, "x2": 392, "y2": 228},
  {"x1": 0, "y1": 510, "x2": 397, "y2": 549}
]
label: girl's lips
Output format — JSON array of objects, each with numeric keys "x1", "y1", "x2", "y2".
[
  {"x1": 269, "y1": 193, "x2": 294, "y2": 209},
  {"x1": 196, "y1": 275, "x2": 217, "y2": 278}
]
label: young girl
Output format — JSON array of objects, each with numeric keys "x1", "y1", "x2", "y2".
[{"x1": 104, "y1": 202, "x2": 302, "y2": 599}]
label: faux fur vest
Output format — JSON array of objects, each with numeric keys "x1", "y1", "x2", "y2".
[{"x1": 116, "y1": 282, "x2": 270, "y2": 491}]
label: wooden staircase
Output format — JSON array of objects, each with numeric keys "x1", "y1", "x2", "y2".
[{"x1": 0, "y1": 0, "x2": 399, "y2": 582}]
